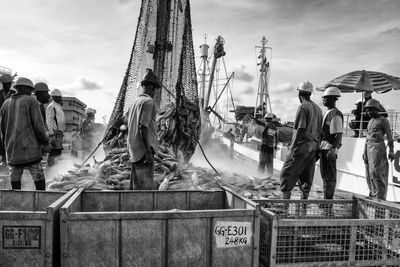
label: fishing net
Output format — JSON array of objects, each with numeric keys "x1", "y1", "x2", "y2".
[{"x1": 105, "y1": 0, "x2": 200, "y2": 161}]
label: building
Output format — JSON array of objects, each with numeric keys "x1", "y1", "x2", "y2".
[{"x1": 61, "y1": 96, "x2": 87, "y2": 132}]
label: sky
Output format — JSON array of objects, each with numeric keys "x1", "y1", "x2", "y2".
[{"x1": 1, "y1": 0, "x2": 400, "y2": 123}]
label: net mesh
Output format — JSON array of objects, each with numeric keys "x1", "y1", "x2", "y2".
[{"x1": 105, "y1": 0, "x2": 199, "y2": 160}]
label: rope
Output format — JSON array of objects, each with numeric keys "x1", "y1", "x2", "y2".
[{"x1": 195, "y1": 140, "x2": 220, "y2": 176}]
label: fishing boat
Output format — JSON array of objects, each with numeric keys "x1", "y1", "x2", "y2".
[{"x1": 199, "y1": 37, "x2": 400, "y2": 202}]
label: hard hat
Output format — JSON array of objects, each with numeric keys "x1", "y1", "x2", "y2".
[
  {"x1": 0, "y1": 74, "x2": 13, "y2": 83},
  {"x1": 120, "y1": 125, "x2": 127, "y2": 131},
  {"x1": 264, "y1": 113, "x2": 276, "y2": 119},
  {"x1": 85, "y1": 108, "x2": 96, "y2": 114},
  {"x1": 50, "y1": 88, "x2": 62, "y2": 97},
  {"x1": 364, "y1": 99, "x2": 380, "y2": 110},
  {"x1": 323, "y1": 86, "x2": 341, "y2": 97},
  {"x1": 14, "y1": 77, "x2": 34, "y2": 89},
  {"x1": 34, "y1": 82, "x2": 49, "y2": 92},
  {"x1": 141, "y1": 68, "x2": 161, "y2": 88},
  {"x1": 297, "y1": 81, "x2": 313, "y2": 93}
]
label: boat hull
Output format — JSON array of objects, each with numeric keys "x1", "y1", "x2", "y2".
[{"x1": 221, "y1": 136, "x2": 400, "y2": 201}]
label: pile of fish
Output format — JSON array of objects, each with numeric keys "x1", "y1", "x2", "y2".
[{"x1": 47, "y1": 144, "x2": 221, "y2": 191}]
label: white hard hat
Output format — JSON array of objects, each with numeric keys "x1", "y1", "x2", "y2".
[
  {"x1": 14, "y1": 77, "x2": 34, "y2": 89},
  {"x1": 51, "y1": 89, "x2": 62, "y2": 97},
  {"x1": 297, "y1": 81, "x2": 313, "y2": 93},
  {"x1": 323, "y1": 86, "x2": 341, "y2": 97}
]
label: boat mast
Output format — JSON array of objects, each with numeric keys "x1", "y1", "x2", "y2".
[
  {"x1": 254, "y1": 36, "x2": 272, "y2": 118},
  {"x1": 198, "y1": 35, "x2": 209, "y2": 109}
]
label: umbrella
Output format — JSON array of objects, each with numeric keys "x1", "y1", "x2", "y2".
[{"x1": 317, "y1": 70, "x2": 400, "y2": 93}]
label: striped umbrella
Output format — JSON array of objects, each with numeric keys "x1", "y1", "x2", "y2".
[{"x1": 317, "y1": 70, "x2": 400, "y2": 93}]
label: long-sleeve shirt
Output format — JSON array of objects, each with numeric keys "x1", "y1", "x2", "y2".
[
  {"x1": 126, "y1": 94, "x2": 159, "y2": 162},
  {"x1": 0, "y1": 93, "x2": 48, "y2": 165},
  {"x1": 46, "y1": 101, "x2": 66, "y2": 133}
]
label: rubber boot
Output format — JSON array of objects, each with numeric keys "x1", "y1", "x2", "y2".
[
  {"x1": 324, "y1": 182, "x2": 336, "y2": 199},
  {"x1": 11, "y1": 181, "x2": 21, "y2": 190},
  {"x1": 34, "y1": 180, "x2": 46, "y2": 191}
]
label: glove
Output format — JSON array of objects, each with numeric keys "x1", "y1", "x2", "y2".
[
  {"x1": 389, "y1": 152, "x2": 395, "y2": 162},
  {"x1": 326, "y1": 149, "x2": 337, "y2": 161},
  {"x1": 362, "y1": 153, "x2": 368, "y2": 164}
]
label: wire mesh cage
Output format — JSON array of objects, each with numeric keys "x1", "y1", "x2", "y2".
[{"x1": 255, "y1": 198, "x2": 400, "y2": 267}]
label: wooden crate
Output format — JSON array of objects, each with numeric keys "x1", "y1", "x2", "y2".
[
  {"x1": 0, "y1": 189, "x2": 77, "y2": 267},
  {"x1": 256, "y1": 198, "x2": 400, "y2": 267},
  {"x1": 60, "y1": 187, "x2": 260, "y2": 267}
]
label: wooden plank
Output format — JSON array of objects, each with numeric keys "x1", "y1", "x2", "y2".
[
  {"x1": 211, "y1": 216, "x2": 255, "y2": 267},
  {"x1": 188, "y1": 191, "x2": 224, "y2": 210},
  {"x1": 67, "y1": 209, "x2": 256, "y2": 221},
  {"x1": 1, "y1": 191, "x2": 35, "y2": 211},
  {"x1": 120, "y1": 192, "x2": 154, "y2": 211},
  {"x1": 81, "y1": 191, "x2": 120, "y2": 212},
  {"x1": 120, "y1": 219, "x2": 163, "y2": 266},
  {"x1": 155, "y1": 192, "x2": 187, "y2": 211},
  {"x1": 63, "y1": 220, "x2": 118, "y2": 266},
  {"x1": 167, "y1": 218, "x2": 208, "y2": 267}
]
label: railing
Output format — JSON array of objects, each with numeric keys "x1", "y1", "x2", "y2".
[{"x1": 343, "y1": 111, "x2": 400, "y2": 139}]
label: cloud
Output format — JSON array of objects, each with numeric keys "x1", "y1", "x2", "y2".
[
  {"x1": 80, "y1": 78, "x2": 101, "y2": 90},
  {"x1": 233, "y1": 65, "x2": 254, "y2": 82},
  {"x1": 241, "y1": 86, "x2": 256, "y2": 95},
  {"x1": 60, "y1": 77, "x2": 102, "y2": 96},
  {"x1": 270, "y1": 82, "x2": 295, "y2": 94},
  {"x1": 379, "y1": 26, "x2": 400, "y2": 36}
]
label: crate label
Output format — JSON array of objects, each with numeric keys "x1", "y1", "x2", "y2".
[
  {"x1": 214, "y1": 221, "x2": 252, "y2": 248},
  {"x1": 2, "y1": 226, "x2": 41, "y2": 249}
]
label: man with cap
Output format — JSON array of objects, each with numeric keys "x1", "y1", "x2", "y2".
[
  {"x1": 320, "y1": 87, "x2": 343, "y2": 199},
  {"x1": 280, "y1": 81, "x2": 323, "y2": 199},
  {"x1": 0, "y1": 74, "x2": 13, "y2": 108},
  {"x1": 34, "y1": 82, "x2": 51, "y2": 123},
  {"x1": 0, "y1": 74, "x2": 14, "y2": 166},
  {"x1": 80, "y1": 108, "x2": 96, "y2": 158},
  {"x1": 254, "y1": 113, "x2": 278, "y2": 177},
  {"x1": 0, "y1": 77, "x2": 48, "y2": 190},
  {"x1": 126, "y1": 69, "x2": 160, "y2": 190},
  {"x1": 363, "y1": 99, "x2": 395, "y2": 200},
  {"x1": 360, "y1": 92, "x2": 388, "y2": 134},
  {"x1": 46, "y1": 89, "x2": 66, "y2": 166}
]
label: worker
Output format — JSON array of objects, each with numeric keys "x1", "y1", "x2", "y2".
[
  {"x1": 363, "y1": 99, "x2": 395, "y2": 200},
  {"x1": 34, "y1": 82, "x2": 51, "y2": 123},
  {"x1": 0, "y1": 74, "x2": 13, "y2": 108},
  {"x1": 254, "y1": 113, "x2": 278, "y2": 177},
  {"x1": 46, "y1": 89, "x2": 66, "y2": 166},
  {"x1": 0, "y1": 77, "x2": 48, "y2": 190},
  {"x1": 0, "y1": 74, "x2": 14, "y2": 167},
  {"x1": 80, "y1": 108, "x2": 96, "y2": 158},
  {"x1": 320, "y1": 87, "x2": 343, "y2": 199},
  {"x1": 126, "y1": 69, "x2": 160, "y2": 190},
  {"x1": 280, "y1": 81, "x2": 323, "y2": 199},
  {"x1": 223, "y1": 128, "x2": 235, "y2": 158},
  {"x1": 349, "y1": 99, "x2": 363, "y2": 137}
]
